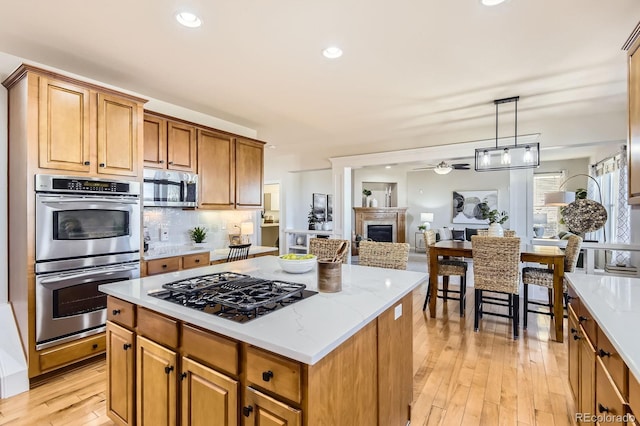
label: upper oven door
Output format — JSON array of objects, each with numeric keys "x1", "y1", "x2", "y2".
[{"x1": 36, "y1": 193, "x2": 141, "y2": 262}]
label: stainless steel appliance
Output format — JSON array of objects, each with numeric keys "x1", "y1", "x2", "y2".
[
  {"x1": 34, "y1": 174, "x2": 141, "y2": 350},
  {"x1": 148, "y1": 272, "x2": 317, "y2": 323},
  {"x1": 143, "y1": 169, "x2": 198, "y2": 207}
]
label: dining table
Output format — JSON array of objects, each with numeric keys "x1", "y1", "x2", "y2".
[{"x1": 428, "y1": 240, "x2": 566, "y2": 342}]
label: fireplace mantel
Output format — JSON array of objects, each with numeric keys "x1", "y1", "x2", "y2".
[{"x1": 353, "y1": 208, "x2": 407, "y2": 254}]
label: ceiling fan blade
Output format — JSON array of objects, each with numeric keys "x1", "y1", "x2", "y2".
[
  {"x1": 412, "y1": 166, "x2": 436, "y2": 171},
  {"x1": 451, "y1": 163, "x2": 470, "y2": 169}
]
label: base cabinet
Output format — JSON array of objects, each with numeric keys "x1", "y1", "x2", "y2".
[
  {"x1": 243, "y1": 387, "x2": 301, "y2": 426},
  {"x1": 106, "y1": 322, "x2": 135, "y2": 426}
]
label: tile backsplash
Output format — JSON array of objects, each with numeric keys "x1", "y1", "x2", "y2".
[{"x1": 144, "y1": 208, "x2": 258, "y2": 250}]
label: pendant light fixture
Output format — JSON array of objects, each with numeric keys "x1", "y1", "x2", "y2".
[{"x1": 474, "y1": 96, "x2": 540, "y2": 171}]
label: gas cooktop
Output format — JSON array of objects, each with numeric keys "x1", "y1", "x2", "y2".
[{"x1": 148, "y1": 272, "x2": 317, "y2": 323}]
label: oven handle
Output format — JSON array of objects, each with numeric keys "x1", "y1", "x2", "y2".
[
  {"x1": 39, "y1": 265, "x2": 139, "y2": 284},
  {"x1": 41, "y1": 198, "x2": 139, "y2": 205}
]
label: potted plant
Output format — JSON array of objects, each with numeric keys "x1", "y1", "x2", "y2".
[
  {"x1": 189, "y1": 226, "x2": 207, "y2": 245},
  {"x1": 480, "y1": 205, "x2": 508, "y2": 237},
  {"x1": 308, "y1": 205, "x2": 321, "y2": 230},
  {"x1": 362, "y1": 189, "x2": 372, "y2": 207}
]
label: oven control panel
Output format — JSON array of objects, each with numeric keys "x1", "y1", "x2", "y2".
[{"x1": 35, "y1": 174, "x2": 141, "y2": 195}]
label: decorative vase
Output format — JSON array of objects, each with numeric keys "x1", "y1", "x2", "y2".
[
  {"x1": 488, "y1": 222, "x2": 504, "y2": 237},
  {"x1": 370, "y1": 197, "x2": 378, "y2": 208},
  {"x1": 366, "y1": 195, "x2": 371, "y2": 207}
]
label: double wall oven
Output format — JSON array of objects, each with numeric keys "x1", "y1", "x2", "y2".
[{"x1": 34, "y1": 174, "x2": 141, "y2": 350}]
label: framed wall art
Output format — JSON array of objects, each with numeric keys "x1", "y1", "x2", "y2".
[{"x1": 452, "y1": 190, "x2": 498, "y2": 224}]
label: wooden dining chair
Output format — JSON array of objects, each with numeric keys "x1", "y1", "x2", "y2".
[
  {"x1": 358, "y1": 241, "x2": 410, "y2": 270},
  {"x1": 522, "y1": 234, "x2": 582, "y2": 329},
  {"x1": 423, "y1": 230, "x2": 468, "y2": 316},
  {"x1": 309, "y1": 238, "x2": 350, "y2": 263},
  {"x1": 227, "y1": 243, "x2": 252, "y2": 262},
  {"x1": 471, "y1": 235, "x2": 521, "y2": 339}
]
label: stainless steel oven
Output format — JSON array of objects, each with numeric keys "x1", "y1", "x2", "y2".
[
  {"x1": 35, "y1": 261, "x2": 140, "y2": 350},
  {"x1": 34, "y1": 174, "x2": 141, "y2": 349}
]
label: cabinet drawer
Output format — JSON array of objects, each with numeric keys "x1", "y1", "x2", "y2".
[
  {"x1": 246, "y1": 346, "x2": 302, "y2": 403},
  {"x1": 596, "y1": 357, "x2": 627, "y2": 426},
  {"x1": 146, "y1": 257, "x2": 180, "y2": 275},
  {"x1": 597, "y1": 327, "x2": 628, "y2": 398},
  {"x1": 137, "y1": 307, "x2": 179, "y2": 349},
  {"x1": 182, "y1": 252, "x2": 210, "y2": 270},
  {"x1": 630, "y1": 373, "x2": 640, "y2": 419},
  {"x1": 566, "y1": 285, "x2": 581, "y2": 316},
  {"x1": 107, "y1": 296, "x2": 136, "y2": 329},
  {"x1": 182, "y1": 324, "x2": 239, "y2": 376},
  {"x1": 39, "y1": 333, "x2": 105, "y2": 372},
  {"x1": 578, "y1": 305, "x2": 597, "y2": 346}
]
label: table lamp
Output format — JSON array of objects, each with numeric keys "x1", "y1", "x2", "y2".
[
  {"x1": 420, "y1": 212, "x2": 434, "y2": 229},
  {"x1": 240, "y1": 222, "x2": 254, "y2": 244}
]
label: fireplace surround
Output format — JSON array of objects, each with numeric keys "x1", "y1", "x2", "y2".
[{"x1": 353, "y1": 207, "x2": 407, "y2": 254}]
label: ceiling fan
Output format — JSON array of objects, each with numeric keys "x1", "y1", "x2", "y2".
[{"x1": 413, "y1": 161, "x2": 471, "y2": 175}]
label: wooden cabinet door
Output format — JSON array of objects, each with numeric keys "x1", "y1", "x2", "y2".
[
  {"x1": 568, "y1": 312, "x2": 580, "y2": 404},
  {"x1": 38, "y1": 77, "x2": 91, "y2": 172},
  {"x1": 595, "y1": 358, "x2": 627, "y2": 425},
  {"x1": 167, "y1": 120, "x2": 196, "y2": 172},
  {"x1": 97, "y1": 93, "x2": 139, "y2": 176},
  {"x1": 106, "y1": 322, "x2": 135, "y2": 426},
  {"x1": 235, "y1": 138, "x2": 264, "y2": 208},
  {"x1": 181, "y1": 357, "x2": 238, "y2": 426},
  {"x1": 629, "y1": 37, "x2": 640, "y2": 204},
  {"x1": 579, "y1": 327, "x2": 596, "y2": 422},
  {"x1": 144, "y1": 114, "x2": 167, "y2": 169},
  {"x1": 136, "y1": 336, "x2": 177, "y2": 426},
  {"x1": 197, "y1": 129, "x2": 235, "y2": 209},
  {"x1": 243, "y1": 387, "x2": 301, "y2": 426}
]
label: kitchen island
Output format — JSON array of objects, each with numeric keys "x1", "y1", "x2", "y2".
[{"x1": 100, "y1": 256, "x2": 426, "y2": 426}]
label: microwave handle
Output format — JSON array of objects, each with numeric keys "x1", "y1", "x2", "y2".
[
  {"x1": 41, "y1": 198, "x2": 139, "y2": 205},
  {"x1": 39, "y1": 265, "x2": 139, "y2": 284}
]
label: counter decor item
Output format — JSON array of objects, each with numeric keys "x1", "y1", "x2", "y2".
[
  {"x1": 278, "y1": 253, "x2": 317, "y2": 273},
  {"x1": 189, "y1": 226, "x2": 207, "y2": 245},
  {"x1": 480, "y1": 206, "x2": 508, "y2": 237},
  {"x1": 317, "y1": 241, "x2": 347, "y2": 292},
  {"x1": 363, "y1": 189, "x2": 372, "y2": 207}
]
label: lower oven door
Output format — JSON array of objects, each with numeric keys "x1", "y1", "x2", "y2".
[{"x1": 35, "y1": 261, "x2": 140, "y2": 350}]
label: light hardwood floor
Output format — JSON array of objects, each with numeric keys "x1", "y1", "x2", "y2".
[{"x1": 0, "y1": 284, "x2": 575, "y2": 426}]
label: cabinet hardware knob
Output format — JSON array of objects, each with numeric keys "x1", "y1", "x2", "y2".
[
  {"x1": 195, "y1": 259, "x2": 200, "y2": 263},
  {"x1": 123, "y1": 343, "x2": 132, "y2": 350},
  {"x1": 570, "y1": 328, "x2": 578, "y2": 334},
  {"x1": 159, "y1": 160, "x2": 165, "y2": 164},
  {"x1": 92, "y1": 344, "x2": 98, "y2": 350},
  {"x1": 573, "y1": 334, "x2": 581, "y2": 340},
  {"x1": 164, "y1": 366, "x2": 174, "y2": 374},
  {"x1": 566, "y1": 295, "x2": 574, "y2": 301},
  {"x1": 242, "y1": 406, "x2": 253, "y2": 417},
  {"x1": 168, "y1": 161, "x2": 174, "y2": 165},
  {"x1": 99, "y1": 163, "x2": 105, "y2": 168},
  {"x1": 83, "y1": 161, "x2": 90, "y2": 166},
  {"x1": 112, "y1": 309, "x2": 121, "y2": 315},
  {"x1": 262, "y1": 370, "x2": 274, "y2": 382},
  {"x1": 578, "y1": 316, "x2": 588, "y2": 323},
  {"x1": 162, "y1": 264, "x2": 167, "y2": 268},
  {"x1": 598, "y1": 349, "x2": 611, "y2": 358},
  {"x1": 598, "y1": 403, "x2": 609, "y2": 413},
  {"x1": 180, "y1": 372, "x2": 187, "y2": 380}
]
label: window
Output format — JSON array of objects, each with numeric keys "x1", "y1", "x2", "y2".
[{"x1": 533, "y1": 172, "x2": 565, "y2": 237}]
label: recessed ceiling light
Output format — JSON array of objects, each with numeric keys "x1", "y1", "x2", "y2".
[
  {"x1": 322, "y1": 46, "x2": 343, "y2": 59},
  {"x1": 385, "y1": 165, "x2": 392, "y2": 169},
  {"x1": 481, "y1": 0, "x2": 507, "y2": 5},
  {"x1": 176, "y1": 12, "x2": 202, "y2": 28}
]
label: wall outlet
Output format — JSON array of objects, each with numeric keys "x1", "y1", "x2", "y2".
[{"x1": 160, "y1": 225, "x2": 169, "y2": 241}]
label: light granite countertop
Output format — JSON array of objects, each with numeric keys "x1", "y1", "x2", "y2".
[
  {"x1": 565, "y1": 272, "x2": 640, "y2": 380},
  {"x1": 142, "y1": 245, "x2": 278, "y2": 262},
  {"x1": 99, "y1": 256, "x2": 427, "y2": 365}
]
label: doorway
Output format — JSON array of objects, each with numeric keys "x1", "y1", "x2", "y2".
[{"x1": 261, "y1": 183, "x2": 280, "y2": 248}]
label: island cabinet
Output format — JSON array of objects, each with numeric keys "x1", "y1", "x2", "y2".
[
  {"x1": 142, "y1": 252, "x2": 211, "y2": 277},
  {"x1": 105, "y1": 292, "x2": 413, "y2": 426},
  {"x1": 566, "y1": 283, "x2": 637, "y2": 425},
  {"x1": 197, "y1": 131, "x2": 264, "y2": 210},
  {"x1": 143, "y1": 113, "x2": 197, "y2": 173},
  {"x1": 3, "y1": 64, "x2": 145, "y2": 178}
]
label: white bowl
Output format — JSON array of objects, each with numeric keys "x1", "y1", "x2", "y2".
[{"x1": 278, "y1": 254, "x2": 317, "y2": 274}]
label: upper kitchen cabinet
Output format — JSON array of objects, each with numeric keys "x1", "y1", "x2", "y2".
[
  {"x1": 3, "y1": 65, "x2": 146, "y2": 178},
  {"x1": 197, "y1": 130, "x2": 264, "y2": 210},
  {"x1": 143, "y1": 112, "x2": 197, "y2": 173},
  {"x1": 626, "y1": 23, "x2": 640, "y2": 204}
]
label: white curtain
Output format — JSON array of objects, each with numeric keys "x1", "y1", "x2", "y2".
[{"x1": 614, "y1": 147, "x2": 630, "y2": 264}]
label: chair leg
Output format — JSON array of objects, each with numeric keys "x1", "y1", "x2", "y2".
[
  {"x1": 547, "y1": 288, "x2": 554, "y2": 318},
  {"x1": 459, "y1": 275, "x2": 466, "y2": 317},
  {"x1": 474, "y1": 289, "x2": 481, "y2": 332},
  {"x1": 422, "y1": 282, "x2": 431, "y2": 311},
  {"x1": 523, "y1": 283, "x2": 529, "y2": 330},
  {"x1": 513, "y1": 294, "x2": 520, "y2": 340},
  {"x1": 443, "y1": 276, "x2": 449, "y2": 302}
]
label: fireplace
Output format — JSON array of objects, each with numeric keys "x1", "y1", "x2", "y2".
[{"x1": 353, "y1": 207, "x2": 407, "y2": 254}]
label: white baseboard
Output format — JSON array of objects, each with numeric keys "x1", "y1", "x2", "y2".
[{"x1": 0, "y1": 303, "x2": 28, "y2": 399}]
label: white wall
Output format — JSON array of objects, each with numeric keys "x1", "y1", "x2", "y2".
[{"x1": 285, "y1": 169, "x2": 333, "y2": 230}]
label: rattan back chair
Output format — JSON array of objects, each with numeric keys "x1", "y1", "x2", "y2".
[
  {"x1": 471, "y1": 235, "x2": 521, "y2": 339},
  {"x1": 309, "y1": 238, "x2": 350, "y2": 263},
  {"x1": 522, "y1": 234, "x2": 583, "y2": 330},
  {"x1": 423, "y1": 230, "x2": 468, "y2": 316},
  {"x1": 358, "y1": 241, "x2": 410, "y2": 270},
  {"x1": 504, "y1": 230, "x2": 516, "y2": 237},
  {"x1": 227, "y1": 243, "x2": 251, "y2": 262}
]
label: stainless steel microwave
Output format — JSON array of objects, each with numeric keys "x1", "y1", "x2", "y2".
[{"x1": 143, "y1": 169, "x2": 198, "y2": 207}]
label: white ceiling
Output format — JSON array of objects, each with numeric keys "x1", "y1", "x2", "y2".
[{"x1": 0, "y1": 0, "x2": 638, "y2": 171}]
